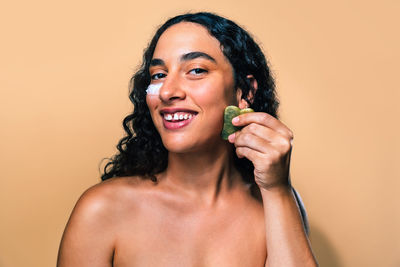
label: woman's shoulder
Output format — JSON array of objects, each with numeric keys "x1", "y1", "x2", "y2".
[
  {"x1": 70, "y1": 176, "x2": 154, "y2": 221},
  {"x1": 79, "y1": 176, "x2": 153, "y2": 205},
  {"x1": 58, "y1": 176, "x2": 152, "y2": 265}
]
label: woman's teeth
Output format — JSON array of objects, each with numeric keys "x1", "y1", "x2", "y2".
[{"x1": 164, "y1": 112, "x2": 193, "y2": 121}]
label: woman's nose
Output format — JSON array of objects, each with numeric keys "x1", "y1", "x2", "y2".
[{"x1": 159, "y1": 74, "x2": 186, "y2": 103}]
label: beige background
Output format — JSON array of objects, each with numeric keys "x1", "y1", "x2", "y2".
[{"x1": 1, "y1": 0, "x2": 399, "y2": 266}]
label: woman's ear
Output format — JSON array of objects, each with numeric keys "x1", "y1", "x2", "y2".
[{"x1": 236, "y1": 75, "x2": 258, "y2": 109}]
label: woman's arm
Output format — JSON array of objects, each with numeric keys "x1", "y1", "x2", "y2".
[
  {"x1": 260, "y1": 186, "x2": 317, "y2": 267},
  {"x1": 57, "y1": 184, "x2": 116, "y2": 267},
  {"x1": 229, "y1": 112, "x2": 318, "y2": 267}
]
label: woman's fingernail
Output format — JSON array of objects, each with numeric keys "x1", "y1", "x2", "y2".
[
  {"x1": 232, "y1": 117, "x2": 239, "y2": 124},
  {"x1": 228, "y1": 133, "x2": 235, "y2": 142}
]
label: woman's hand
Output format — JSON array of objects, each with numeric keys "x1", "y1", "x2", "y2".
[{"x1": 228, "y1": 112, "x2": 294, "y2": 191}]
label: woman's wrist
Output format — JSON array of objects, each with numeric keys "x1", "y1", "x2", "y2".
[
  {"x1": 259, "y1": 183, "x2": 291, "y2": 195},
  {"x1": 258, "y1": 184, "x2": 294, "y2": 204}
]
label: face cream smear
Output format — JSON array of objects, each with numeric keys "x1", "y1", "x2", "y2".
[{"x1": 146, "y1": 83, "x2": 163, "y2": 96}]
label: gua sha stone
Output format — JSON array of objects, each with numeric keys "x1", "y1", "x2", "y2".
[{"x1": 221, "y1": 105, "x2": 254, "y2": 140}]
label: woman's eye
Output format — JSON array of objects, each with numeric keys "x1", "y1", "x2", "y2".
[
  {"x1": 151, "y1": 73, "x2": 166, "y2": 80},
  {"x1": 189, "y1": 68, "x2": 207, "y2": 75}
]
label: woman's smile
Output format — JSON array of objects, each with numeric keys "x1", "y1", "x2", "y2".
[{"x1": 160, "y1": 107, "x2": 198, "y2": 130}]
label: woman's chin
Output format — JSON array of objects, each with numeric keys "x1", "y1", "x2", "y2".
[
  {"x1": 162, "y1": 140, "x2": 198, "y2": 154},
  {"x1": 161, "y1": 136, "x2": 226, "y2": 155}
]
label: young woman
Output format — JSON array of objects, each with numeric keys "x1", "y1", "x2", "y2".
[{"x1": 57, "y1": 12, "x2": 318, "y2": 267}]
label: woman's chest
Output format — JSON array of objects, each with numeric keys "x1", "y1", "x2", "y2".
[{"x1": 112, "y1": 202, "x2": 266, "y2": 267}]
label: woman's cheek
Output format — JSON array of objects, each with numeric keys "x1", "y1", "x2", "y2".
[{"x1": 146, "y1": 95, "x2": 159, "y2": 109}]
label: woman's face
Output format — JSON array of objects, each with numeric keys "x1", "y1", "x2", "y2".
[{"x1": 146, "y1": 22, "x2": 239, "y2": 153}]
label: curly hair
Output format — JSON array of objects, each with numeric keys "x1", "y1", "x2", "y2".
[{"x1": 101, "y1": 12, "x2": 280, "y2": 184}]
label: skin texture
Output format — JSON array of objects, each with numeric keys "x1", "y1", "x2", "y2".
[{"x1": 57, "y1": 22, "x2": 317, "y2": 267}]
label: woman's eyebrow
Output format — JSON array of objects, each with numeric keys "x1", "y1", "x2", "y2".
[
  {"x1": 180, "y1": 51, "x2": 216, "y2": 63},
  {"x1": 150, "y1": 58, "x2": 165, "y2": 67},
  {"x1": 150, "y1": 52, "x2": 216, "y2": 67}
]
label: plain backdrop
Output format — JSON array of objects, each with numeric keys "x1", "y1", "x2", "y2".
[{"x1": 1, "y1": 0, "x2": 399, "y2": 266}]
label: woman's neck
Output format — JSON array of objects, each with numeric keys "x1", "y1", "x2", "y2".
[{"x1": 158, "y1": 143, "x2": 247, "y2": 206}]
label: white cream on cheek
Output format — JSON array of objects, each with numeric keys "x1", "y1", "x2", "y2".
[{"x1": 146, "y1": 83, "x2": 163, "y2": 96}]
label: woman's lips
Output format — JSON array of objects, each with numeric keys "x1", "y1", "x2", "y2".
[
  {"x1": 161, "y1": 114, "x2": 196, "y2": 130},
  {"x1": 160, "y1": 108, "x2": 198, "y2": 130}
]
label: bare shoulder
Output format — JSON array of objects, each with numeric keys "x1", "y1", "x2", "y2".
[
  {"x1": 57, "y1": 176, "x2": 153, "y2": 267},
  {"x1": 91, "y1": 175, "x2": 154, "y2": 194},
  {"x1": 72, "y1": 177, "x2": 139, "y2": 211}
]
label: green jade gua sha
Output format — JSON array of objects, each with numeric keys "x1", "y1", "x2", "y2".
[{"x1": 221, "y1": 105, "x2": 254, "y2": 140}]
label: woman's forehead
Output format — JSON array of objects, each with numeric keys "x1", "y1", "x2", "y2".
[{"x1": 152, "y1": 22, "x2": 225, "y2": 63}]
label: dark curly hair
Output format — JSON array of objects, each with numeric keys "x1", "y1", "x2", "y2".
[{"x1": 101, "y1": 12, "x2": 280, "y2": 184}]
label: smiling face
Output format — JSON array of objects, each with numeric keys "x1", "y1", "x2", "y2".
[{"x1": 146, "y1": 22, "x2": 240, "y2": 153}]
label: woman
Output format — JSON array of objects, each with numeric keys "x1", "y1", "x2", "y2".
[{"x1": 57, "y1": 12, "x2": 318, "y2": 267}]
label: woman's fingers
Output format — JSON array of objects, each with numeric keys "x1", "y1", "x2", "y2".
[
  {"x1": 240, "y1": 122, "x2": 290, "y2": 146},
  {"x1": 229, "y1": 131, "x2": 271, "y2": 154},
  {"x1": 229, "y1": 130, "x2": 291, "y2": 158},
  {"x1": 232, "y1": 112, "x2": 294, "y2": 141},
  {"x1": 229, "y1": 122, "x2": 293, "y2": 153}
]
